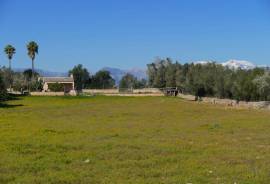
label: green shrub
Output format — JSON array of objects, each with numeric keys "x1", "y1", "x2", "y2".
[
  {"x1": 48, "y1": 83, "x2": 64, "y2": 92},
  {"x1": 0, "y1": 72, "x2": 7, "y2": 101},
  {"x1": 30, "y1": 80, "x2": 43, "y2": 92},
  {"x1": 12, "y1": 81, "x2": 27, "y2": 92}
]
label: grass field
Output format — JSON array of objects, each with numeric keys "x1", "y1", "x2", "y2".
[{"x1": 0, "y1": 96, "x2": 270, "y2": 184}]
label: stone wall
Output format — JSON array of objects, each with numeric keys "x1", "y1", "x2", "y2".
[
  {"x1": 178, "y1": 93, "x2": 270, "y2": 110},
  {"x1": 31, "y1": 92, "x2": 65, "y2": 96},
  {"x1": 238, "y1": 101, "x2": 270, "y2": 110},
  {"x1": 82, "y1": 89, "x2": 119, "y2": 94},
  {"x1": 103, "y1": 93, "x2": 164, "y2": 97},
  {"x1": 178, "y1": 93, "x2": 196, "y2": 101},
  {"x1": 30, "y1": 88, "x2": 163, "y2": 96},
  {"x1": 133, "y1": 88, "x2": 162, "y2": 94},
  {"x1": 82, "y1": 88, "x2": 163, "y2": 95},
  {"x1": 31, "y1": 90, "x2": 77, "y2": 96}
]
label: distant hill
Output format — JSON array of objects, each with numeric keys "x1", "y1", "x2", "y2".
[
  {"x1": 102, "y1": 67, "x2": 147, "y2": 84},
  {"x1": 14, "y1": 68, "x2": 68, "y2": 77}
]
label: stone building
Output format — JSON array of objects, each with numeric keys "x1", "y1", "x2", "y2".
[{"x1": 40, "y1": 75, "x2": 75, "y2": 93}]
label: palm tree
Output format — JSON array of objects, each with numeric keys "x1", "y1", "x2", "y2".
[
  {"x1": 4, "y1": 44, "x2": 16, "y2": 70},
  {"x1": 27, "y1": 41, "x2": 39, "y2": 80},
  {"x1": 4, "y1": 45, "x2": 16, "y2": 91}
]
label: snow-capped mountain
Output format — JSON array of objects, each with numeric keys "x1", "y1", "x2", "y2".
[
  {"x1": 194, "y1": 59, "x2": 257, "y2": 70},
  {"x1": 221, "y1": 60, "x2": 256, "y2": 70}
]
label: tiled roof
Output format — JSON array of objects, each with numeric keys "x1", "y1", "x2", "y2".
[{"x1": 41, "y1": 77, "x2": 74, "y2": 83}]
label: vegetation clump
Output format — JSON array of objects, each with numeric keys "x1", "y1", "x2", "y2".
[
  {"x1": 147, "y1": 58, "x2": 270, "y2": 101},
  {"x1": 48, "y1": 83, "x2": 64, "y2": 92},
  {"x1": 0, "y1": 72, "x2": 7, "y2": 101},
  {"x1": 69, "y1": 64, "x2": 90, "y2": 91},
  {"x1": 88, "y1": 70, "x2": 115, "y2": 89},
  {"x1": 119, "y1": 73, "x2": 146, "y2": 89}
]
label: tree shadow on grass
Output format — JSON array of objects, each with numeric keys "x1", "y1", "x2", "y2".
[
  {"x1": 0, "y1": 94, "x2": 25, "y2": 108},
  {"x1": 6, "y1": 93, "x2": 26, "y2": 101},
  {"x1": 0, "y1": 103, "x2": 24, "y2": 108}
]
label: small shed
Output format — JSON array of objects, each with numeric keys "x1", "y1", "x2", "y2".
[{"x1": 40, "y1": 75, "x2": 75, "y2": 93}]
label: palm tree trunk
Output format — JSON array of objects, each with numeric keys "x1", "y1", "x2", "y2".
[
  {"x1": 32, "y1": 59, "x2": 34, "y2": 81},
  {"x1": 9, "y1": 59, "x2": 11, "y2": 71},
  {"x1": 9, "y1": 59, "x2": 12, "y2": 92}
]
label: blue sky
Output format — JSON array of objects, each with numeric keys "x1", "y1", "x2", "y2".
[{"x1": 0, "y1": 0, "x2": 270, "y2": 72}]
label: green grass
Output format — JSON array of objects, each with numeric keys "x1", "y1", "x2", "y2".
[{"x1": 0, "y1": 96, "x2": 270, "y2": 184}]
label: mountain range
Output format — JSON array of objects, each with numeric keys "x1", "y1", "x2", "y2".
[{"x1": 14, "y1": 68, "x2": 69, "y2": 77}]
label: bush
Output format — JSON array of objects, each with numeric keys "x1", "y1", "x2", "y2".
[
  {"x1": 48, "y1": 83, "x2": 64, "y2": 92},
  {"x1": 69, "y1": 64, "x2": 90, "y2": 90},
  {"x1": 88, "y1": 70, "x2": 115, "y2": 89},
  {"x1": 29, "y1": 80, "x2": 43, "y2": 92},
  {"x1": 12, "y1": 81, "x2": 27, "y2": 92},
  {"x1": 0, "y1": 72, "x2": 7, "y2": 101},
  {"x1": 119, "y1": 73, "x2": 146, "y2": 89}
]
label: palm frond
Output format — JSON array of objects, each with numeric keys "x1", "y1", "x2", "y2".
[
  {"x1": 27, "y1": 41, "x2": 39, "y2": 60},
  {"x1": 4, "y1": 44, "x2": 16, "y2": 60}
]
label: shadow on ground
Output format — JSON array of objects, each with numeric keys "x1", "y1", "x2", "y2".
[
  {"x1": 0, "y1": 103, "x2": 24, "y2": 108},
  {"x1": 0, "y1": 94, "x2": 25, "y2": 108}
]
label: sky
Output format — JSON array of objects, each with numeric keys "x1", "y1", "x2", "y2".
[{"x1": 0, "y1": 0, "x2": 270, "y2": 72}]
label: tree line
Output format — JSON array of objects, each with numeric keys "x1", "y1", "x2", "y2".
[{"x1": 147, "y1": 58, "x2": 270, "y2": 101}]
